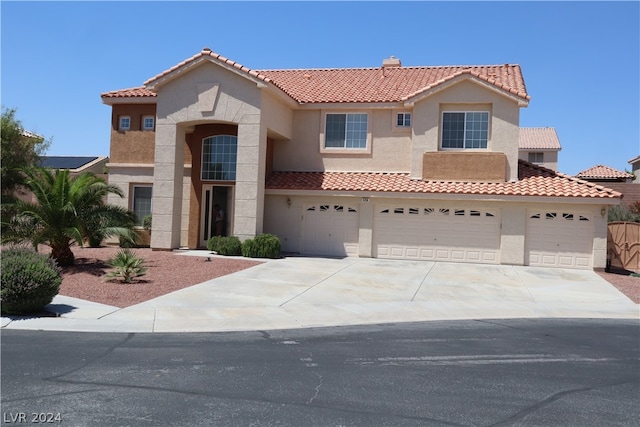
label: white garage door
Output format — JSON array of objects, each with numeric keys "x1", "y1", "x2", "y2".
[
  {"x1": 302, "y1": 203, "x2": 359, "y2": 257},
  {"x1": 374, "y1": 205, "x2": 501, "y2": 264},
  {"x1": 526, "y1": 210, "x2": 593, "y2": 269}
]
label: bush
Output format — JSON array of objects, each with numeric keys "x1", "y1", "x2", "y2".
[
  {"x1": 207, "y1": 235, "x2": 242, "y2": 256},
  {"x1": 1, "y1": 247, "x2": 62, "y2": 315},
  {"x1": 104, "y1": 249, "x2": 147, "y2": 283},
  {"x1": 608, "y1": 205, "x2": 640, "y2": 223},
  {"x1": 142, "y1": 215, "x2": 152, "y2": 233},
  {"x1": 241, "y1": 233, "x2": 281, "y2": 259}
]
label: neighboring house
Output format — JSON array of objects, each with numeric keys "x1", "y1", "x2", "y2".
[
  {"x1": 101, "y1": 48, "x2": 621, "y2": 270},
  {"x1": 39, "y1": 156, "x2": 109, "y2": 176},
  {"x1": 628, "y1": 155, "x2": 640, "y2": 183},
  {"x1": 16, "y1": 156, "x2": 109, "y2": 204},
  {"x1": 576, "y1": 164, "x2": 639, "y2": 208},
  {"x1": 517, "y1": 127, "x2": 561, "y2": 171}
]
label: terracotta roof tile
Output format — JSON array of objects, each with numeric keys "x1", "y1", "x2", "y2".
[
  {"x1": 257, "y1": 64, "x2": 529, "y2": 104},
  {"x1": 103, "y1": 48, "x2": 530, "y2": 104},
  {"x1": 265, "y1": 160, "x2": 622, "y2": 200},
  {"x1": 101, "y1": 87, "x2": 156, "y2": 98},
  {"x1": 575, "y1": 165, "x2": 634, "y2": 180},
  {"x1": 519, "y1": 127, "x2": 561, "y2": 150}
]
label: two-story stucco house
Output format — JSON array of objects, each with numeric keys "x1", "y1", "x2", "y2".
[{"x1": 102, "y1": 48, "x2": 621, "y2": 270}]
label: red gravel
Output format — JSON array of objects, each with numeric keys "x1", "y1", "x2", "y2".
[
  {"x1": 596, "y1": 268, "x2": 640, "y2": 304},
  {"x1": 56, "y1": 246, "x2": 261, "y2": 308},
  {"x1": 40, "y1": 246, "x2": 640, "y2": 308}
]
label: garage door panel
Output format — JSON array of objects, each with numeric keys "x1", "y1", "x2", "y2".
[
  {"x1": 302, "y1": 203, "x2": 359, "y2": 257},
  {"x1": 526, "y1": 210, "x2": 593, "y2": 269},
  {"x1": 375, "y1": 204, "x2": 501, "y2": 264}
]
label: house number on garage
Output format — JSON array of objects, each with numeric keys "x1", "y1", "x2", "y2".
[{"x1": 362, "y1": 197, "x2": 369, "y2": 202}]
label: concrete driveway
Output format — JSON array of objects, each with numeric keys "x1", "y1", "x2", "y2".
[{"x1": 2, "y1": 255, "x2": 638, "y2": 333}]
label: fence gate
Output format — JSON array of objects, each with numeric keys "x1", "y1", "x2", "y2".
[{"x1": 608, "y1": 222, "x2": 640, "y2": 272}]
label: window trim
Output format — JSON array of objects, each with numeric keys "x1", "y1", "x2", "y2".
[
  {"x1": 441, "y1": 111, "x2": 490, "y2": 150},
  {"x1": 118, "y1": 115, "x2": 131, "y2": 131},
  {"x1": 131, "y1": 184, "x2": 152, "y2": 226},
  {"x1": 320, "y1": 111, "x2": 371, "y2": 154},
  {"x1": 142, "y1": 115, "x2": 155, "y2": 131},
  {"x1": 394, "y1": 111, "x2": 412, "y2": 129}
]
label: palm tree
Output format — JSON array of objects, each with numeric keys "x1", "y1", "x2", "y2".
[{"x1": 2, "y1": 168, "x2": 136, "y2": 266}]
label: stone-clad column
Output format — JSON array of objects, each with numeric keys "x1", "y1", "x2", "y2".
[
  {"x1": 150, "y1": 122, "x2": 185, "y2": 249},
  {"x1": 234, "y1": 115, "x2": 266, "y2": 241}
]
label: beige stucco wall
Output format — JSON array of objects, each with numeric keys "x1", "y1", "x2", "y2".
[
  {"x1": 410, "y1": 79, "x2": 521, "y2": 181},
  {"x1": 273, "y1": 109, "x2": 412, "y2": 172},
  {"x1": 149, "y1": 60, "x2": 268, "y2": 247},
  {"x1": 518, "y1": 150, "x2": 559, "y2": 171}
]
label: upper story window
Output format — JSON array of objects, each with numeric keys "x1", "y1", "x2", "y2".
[
  {"x1": 528, "y1": 152, "x2": 544, "y2": 164},
  {"x1": 325, "y1": 113, "x2": 368, "y2": 149},
  {"x1": 396, "y1": 112, "x2": 411, "y2": 127},
  {"x1": 442, "y1": 111, "x2": 489, "y2": 149},
  {"x1": 118, "y1": 116, "x2": 131, "y2": 131},
  {"x1": 142, "y1": 116, "x2": 155, "y2": 131},
  {"x1": 201, "y1": 135, "x2": 237, "y2": 181}
]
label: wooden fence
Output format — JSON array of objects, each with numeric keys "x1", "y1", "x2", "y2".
[{"x1": 608, "y1": 222, "x2": 640, "y2": 272}]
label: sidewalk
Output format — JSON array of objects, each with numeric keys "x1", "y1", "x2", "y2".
[{"x1": 2, "y1": 256, "x2": 638, "y2": 333}]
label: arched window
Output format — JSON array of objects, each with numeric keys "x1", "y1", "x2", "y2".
[{"x1": 201, "y1": 135, "x2": 237, "y2": 181}]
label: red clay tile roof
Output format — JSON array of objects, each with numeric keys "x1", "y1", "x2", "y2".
[
  {"x1": 575, "y1": 165, "x2": 634, "y2": 180},
  {"x1": 265, "y1": 160, "x2": 621, "y2": 199},
  {"x1": 518, "y1": 127, "x2": 561, "y2": 150},
  {"x1": 103, "y1": 48, "x2": 530, "y2": 104},
  {"x1": 257, "y1": 65, "x2": 529, "y2": 104},
  {"x1": 101, "y1": 87, "x2": 156, "y2": 98}
]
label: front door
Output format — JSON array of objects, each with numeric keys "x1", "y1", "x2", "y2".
[{"x1": 200, "y1": 185, "x2": 232, "y2": 247}]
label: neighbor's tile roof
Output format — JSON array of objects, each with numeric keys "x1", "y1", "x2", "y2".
[
  {"x1": 265, "y1": 160, "x2": 621, "y2": 199},
  {"x1": 575, "y1": 165, "x2": 634, "y2": 180},
  {"x1": 102, "y1": 48, "x2": 530, "y2": 103},
  {"x1": 518, "y1": 127, "x2": 561, "y2": 150}
]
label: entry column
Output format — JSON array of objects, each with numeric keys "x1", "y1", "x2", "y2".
[
  {"x1": 150, "y1": 122, "x2": 185, "y2": 249},
  {"x1": 234, "y1": 117, "x2": 267, "y2": 241}
]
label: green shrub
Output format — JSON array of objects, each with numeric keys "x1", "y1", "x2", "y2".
[
  {"x1": 241, "y1": 233, "x2": 281, "y2": 259},
  {"x1": 104, "y1": 249, "x2": 147, "y2": 283},
  {"x1": 142, "y1": 215, "x2": 152, "y2": 233},
  {"x1": 1, "y1": 247, "x2": 62, "y2": 315},
  {"x1": 207, "y1": 235, "x2": 242, "y2": 256}
]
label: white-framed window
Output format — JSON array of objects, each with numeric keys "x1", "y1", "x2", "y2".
[
  {"x1": 131, "y1": 185, "x2": 152, "y2": 226},
  {"x1": 528, "y1": 152, "x2": 544, "y2": 164},
  {"x1": 396, "y1": 112, "x2": 411, "y2": 127},
  {"x1": 118, "y1": 115, "x2": 131, "y2": 131},
  {"x1": 442, "y1": 111, "x2": 489, "y2": 149},
  {"x1": 324, "y1": 113, "x2": 368, "y2": 149},
  {"x1": 142, "y1": 115, "x2": 155, "y2": 131}
]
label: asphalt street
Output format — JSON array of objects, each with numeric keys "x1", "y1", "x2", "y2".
[{"x1": 1, "y1": 318, "x2": 639, "y2": 426}]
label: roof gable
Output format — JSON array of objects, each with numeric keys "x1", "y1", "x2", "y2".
[
  {"x1": 102, "y1": 48, "x2": 531, "y2": 105},
  {"x1": 576, "y1": 165, "x2": 634, "y2": 180}
]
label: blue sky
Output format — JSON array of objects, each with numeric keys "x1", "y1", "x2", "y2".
[{"x1": 2, "y1": 1, "x2": 638, "y2": 175}]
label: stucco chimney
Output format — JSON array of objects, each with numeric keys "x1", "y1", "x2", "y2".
[{"x1": 382, "y1": 56, "x2": 402, "y2": 68}]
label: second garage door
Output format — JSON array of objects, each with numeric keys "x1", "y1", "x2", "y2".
[
  {"x1": 526, "y1": 210, "x2": 593, "y2": 269},
  {"x1": 374, "y1": 204, "x2": 501, "y2": 264}
]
